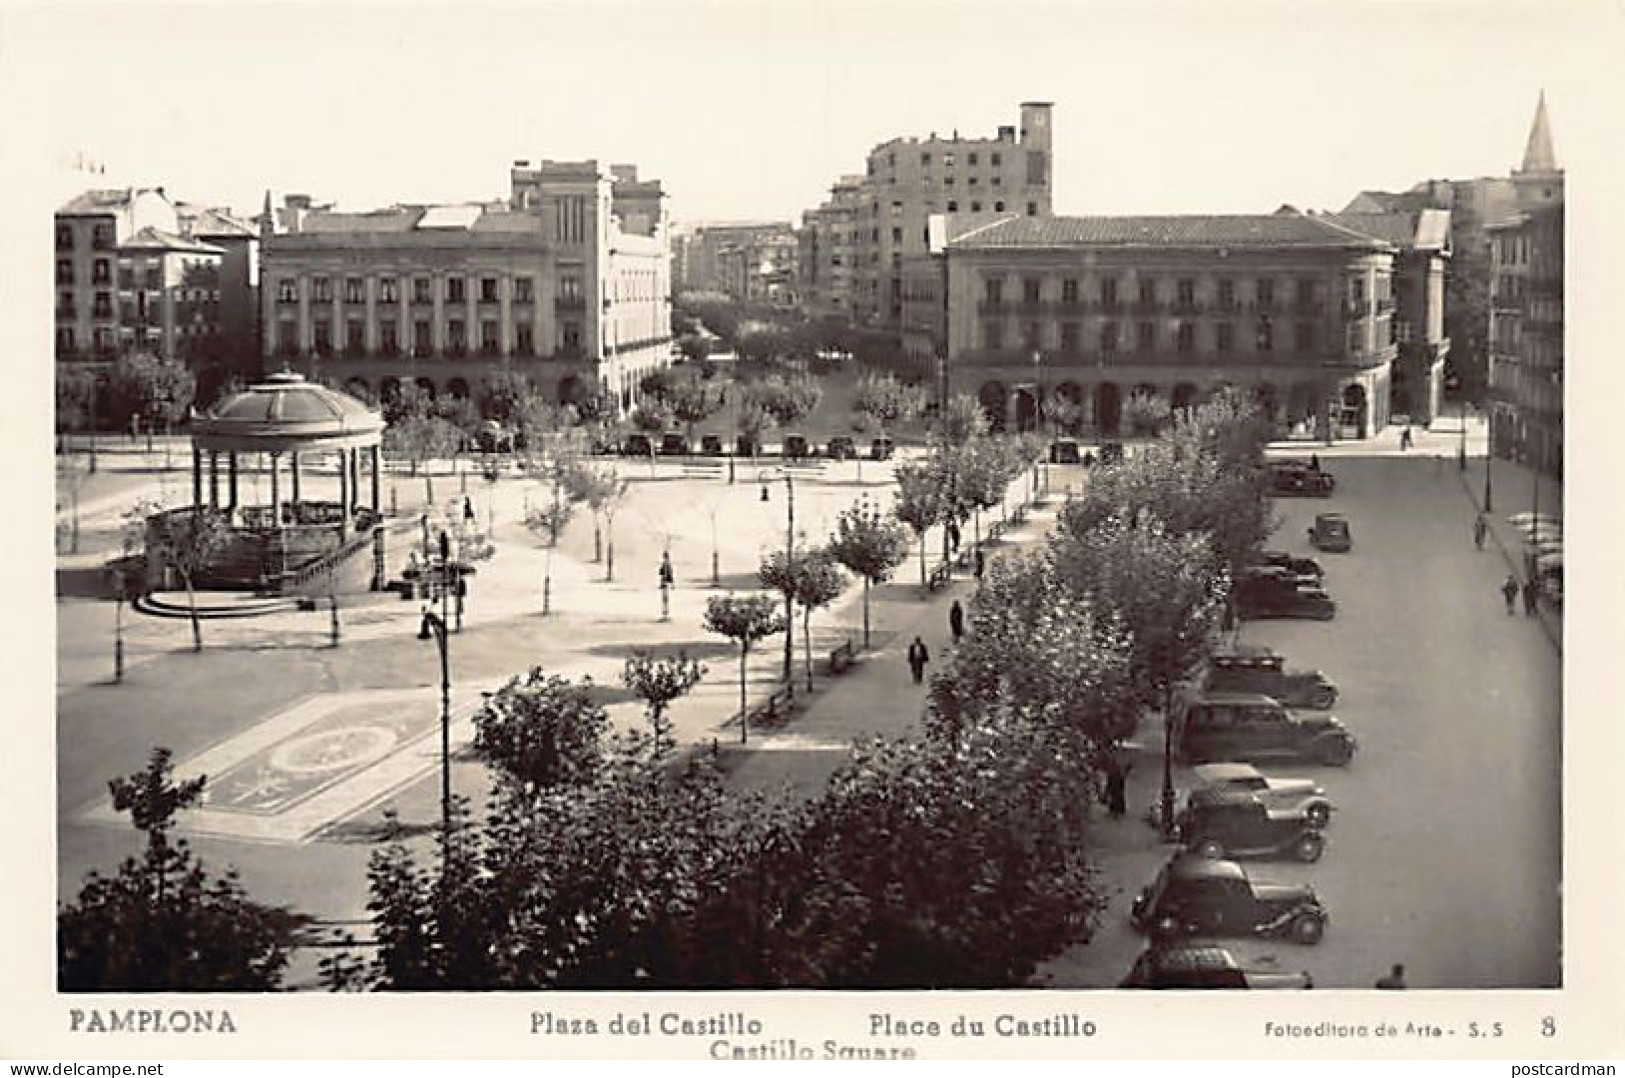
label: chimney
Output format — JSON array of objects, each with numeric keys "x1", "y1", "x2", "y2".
[{"x1": 997, "y1": 125, "x2": 1016, "y2": 142}]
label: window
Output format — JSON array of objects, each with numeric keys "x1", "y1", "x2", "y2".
[
  {"x1": 1177, "y1": 322, "x2": 1195, "y2": 353},
  {"x1": 1176, "y1": 278, "x2": 1196, "y2": 309},
  {"x1": 94, "y1": 328, "x2": 116, "y2": 353},
  {"x1": 969, "y1": 176, "x2": 979, "y2": 187},
  {"x1": 891, "y1": 201, "x2": 903, "y2": 216},
  {"x1": 514, "y1": 276, "x2": 534, "y2": 302},
  {"x1": 56, "y1": 225, "x2": 73, "y2": 249},
  {"x1": 92, "y1": 224, "x2": 113, "y2": 249},
  {"x1": 345, "y1": 277, "x2": 364, "y2": 304},
  {"x1": 991, "y1": 176, "x2": 1002, "y2": 187},
  {"x1": 1100, "y1": 322, "x2": 1118, "y2": 354},
  {"x1": 413, "y1": 277, "x2": 432, "y2": 304},
  {"x1": 1256, "y1": 318, "x2": 1274, "y2": 353},
  {"x1": 312, "y1": 276, "x2": 332, "y2": 302},
  {"x1": 313, "y1": 319, "x2": 332, "y2": 355},
  {"x1": 57, "y1": 327, "x2": 75, "y2": 352},
  {"x1": 891, "y1": 227, "x2": 903, "y2": 243},
  {"x1": 278, "y1": 320, "x2": 298, "y2": 355},
  {"x1": 559, "y1": 275, "x2": 582, "y2": 301},
  {"x1": 970, "y1": 201, "x2": 982, "y2": 212},
  {"x1": 446, "y1": 319, "x2": 466, "y2": 354},
  {"x1": 379, "y1": 277, "x2": 399, "y2": 304},
  {"x1": 516, "y1": 321, "x2": 534, "y2": 355},
  {"x1": 56, "y1": 259, "x2": 73, "y2": 284},
  {"x1": 1133, "y1": 321, "x2": 1152, "y2": 352},
  {"x1": 947, "y1": 200, "x2": 958, "y2": 212},
  {"x1": 1296, "y1": 321, "x2": 1315, "y2": 351},
  {"x1": 943, "y1": 152, "x2": 955, "y2": 168},
  {"x1": 380, "y1": 322, "x2": 399, "y2": 356},
  {"x1": 994, "y1": 201, "x2": 1005, "y2": 212},
  {"x1": 920, "y1": 152, "x2": 931, "y2": 166},
  {"x1": 1296, "y1": 277, "x2": 1317, "y2": 308},
  {"x1": 1027, "y1": 202, "x2": 1038, "y2": 216},
  {"x1": 991, "y1": 152, "x2": 1002, "y2": 167},
  {"x1": 480, "y1": 276, "x2": 499, "y2": 303},
  {"x1": 481, "y1": 320, "x2": 499, "y2": 354},
  {"x1": 414, "y1": 320, "x2": 432, "y2": 356},
  {"x1": 562, "y1": 321, "x2": 582, "y2": 351},
  {"x1": 1026, "y1": 151, "x2": 1047, "y2": 186},
  {"x1": 1217, "y1": 323, "x2": 1234, "y2": 353},
  {"x1": 58, "y1": 290, "x2": 74, "y2": 315},
  {"x1": 1101, "y1": 277, "x2": 1118, "y2": 308},
  {"x1": 1256, "y1": 278, "x2": 1274, "y2": 309},
  {"x1": 93, "y1": 292, "x2": 112, "y2": 319},
  {"x1": 968, "y1": 152, "x2": 979, "y2": 166},
  {"x1": 1061, "y1": 322, "x2": 1080, "y2": 353},
  {"x1": 277, "y1": 278, "x2": 297, "y2": 304},
  {"x1": 446, "y1": 277, "x2": 465, "y2": 303},
  {"x1": 92, "y1": 259, "x2": 110, "y2": 284},
  {"x1": 1218, "y1": 278, "x2": 1235, "y2": 310},
  {"x1": 984, "y1": 279, "x2": 1003, "y2": 305},
  {"x1": 1138, "y1": 278, "x2": 1156, "y2": 307},
  {"x1": 346, "y1": 319, "x2": 365, "y2": 354},
  {"x1": 1061, "y1": 278, "x2": 1079, "y2": 304},
  {"x1": 984, "y1": 321, "x2": 1003, "y2": 349},
  {"x1": 1023, "y1": 277, "x2": 1041, "y2": 304}
]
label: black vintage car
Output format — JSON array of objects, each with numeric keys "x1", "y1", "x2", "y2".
[
  {"x1": 1233, "y1": 571, "x2": 1335, "y2": 621},
  {"x1": 782, "y1": 433, "x2": 811, "y2": 460},
  {"x1": 1177, "y1": 691, "x2": 1357, "y2": 767},
  {"x1": 1250, "y1": 550, "x2": 1324, "y2": 581},
  {"x1": 1206, "y1": 647, "x2": 1339, "y2": 710},
  {"x1": 1178, "y1": 790, "x2": 1327, "y2": 862},
  {"x1": 735, "y1": 434, "x2": 760, "y2": 458},
  {"x1": 699, "y1": 434, "x2": 725, "y2": 456},
  {"x1": 869, "y1": 436, "x2": 896, "y2": 461},
  {"x1": 1270, "y1": 462, "x2": 1334, "y2": 497},
  {"x1": 825, "y1": 435, "x2": 856, "y2": 460},
  {"x1": 620, "y1": 433, "x2": 654, "y2": 458},
  {"x1": 659, "y1": 432, "x2": 689, "y2": 456},
  {"x1": 1049, "y1": 438, "x2": 1081, "y2": 464},
  {"x1": 1130, "y1": 854, "x2": 1329, "y2": 945},
  {"x1": 1308, "y1": 512, "x2": 1352, "y2": 553},
  {"x1": 1120, "y1": 944, "x2": 1314, "y2": 989}
]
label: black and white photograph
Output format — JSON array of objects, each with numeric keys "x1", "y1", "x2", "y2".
[{"x1": 6, "y1": 0, "x2": 1624, "y2": 1062}]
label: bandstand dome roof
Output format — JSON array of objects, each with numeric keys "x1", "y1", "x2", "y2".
[{"x1": 191, "y1": 371, "x2": 385, "y2": 452}]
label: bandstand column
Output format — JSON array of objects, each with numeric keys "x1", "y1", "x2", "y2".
[
  {"x1": 270, "y1": 452, "x2": 282, "y2": 528},
  {"x1": 192, "y1": 446, "x2": 203, "y2": 507},
  {"x1": 338, "y1": 449, "x2": 351, "y2": 539},
  {"x1": 290, "y1": 451, "x2": 302, "y2": 506},
  {"x1": 349, "y1": 447, "x2": 361, "y2": 512},
  {"x1": 228, "y1": 452, "x2": 239, "y2": 510},
  {"x1": 370, "y1": 444, "x2": 381, "y2": 514},
  {"x1": 209, "y1": 451, "x2": 220, "y2": 508}
]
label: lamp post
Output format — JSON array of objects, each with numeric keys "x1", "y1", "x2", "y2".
[
  {"x1": 417, "y1": 610, "x2": 453, "y2": 842},
  {"x1": 1457, "y1": 396, "x2": 1467, "y2": 472},
  {"x1": 1483, "y1": 409, "x2": 1495, "y2": 513},
  {"x1": 759, "y1": 468, "x2": 795, "y2": 690}
]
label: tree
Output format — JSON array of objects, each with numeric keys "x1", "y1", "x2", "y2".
[
  {"x1": 667, "y1": 373, "x2": 725, "y2": 448},
  {"x1": 947, "y1": 438, "x2": 1021, "y2": 548},
  {"x1": 522, "y1": 428, "x2": 586, "y2": 614},
  {"x1": 107, "y1": 351, "x2": 195, "y2": 444},
  {"x1": 622, "y1": 650, "x2": 706, "y2": 749},
  {"x1": 384, "y1": 384, "x2": 463, "y2": 479},
  {"x1": 471, "y1": 668, "x2": 609, "y2": 792},
  {"x1": 124, "y1": 498, "x2": 230, "y2": 652},
  {"x1": 59, "y1": 748, "x2": 306, "y2": 990},
  {"x1": 825, "y1": 497, "x2": 910, "y2": 649},
  {"x1": 852, "y1": 371, "x2": 925, "y2": 440},
  {"x1": 479, "y1": 368, "x2": 532, "y2": 425},
  {"x1": 1047, "y1": 395, "x2": 1084, "y2": 437},
  {"x1": 565, "y1": 462, "x2": 628, "y2": 569},
  {"x1": 676, "y1": 333, "x2": 713, "y2": 365},
  {"x1": 759, "y1": 547, "x2": 847, "y2": 693},
  {"x1": 937, "y1": 392, "x2": 990, "y2": 447},
  {"x1": 736, "y1": 399, "x2": 774, "y2": 457},
  {"x1": 1122, "y1": 389, "x2": 1173, "y2": 437},
  {"x1": 893, "y1": 458, "x2": 949, "y2": 587},
  {"x1": 56, "y1": 366, "x2": 97, "y2": 440},
  {"x1": 702, "y1": 593, "x2": 784, "y2": 744},
  {"x1": 746, "y1": 373, "x2": 822, "y2": 430}
]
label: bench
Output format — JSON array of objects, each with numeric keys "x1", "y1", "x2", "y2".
[
  {"x1": 1010, "y1": 505, "x2": 1029, "y2": 526},
  {"x1": 927, "y1": 561, "x2": 954, "y2": 591},
  {"x1": 741, "y1": 684, "x2": 795, "y2": 731},
  {"x1": 826, "y1": 639, "x2": 856, "y2": 675},
  {"x1": 987, "y1": 520, "x2": 1009, "y2": 543}
]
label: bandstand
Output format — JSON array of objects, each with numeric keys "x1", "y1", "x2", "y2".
[{"x1": 145, "y1": 372, "x2": 389, "y2": 595}]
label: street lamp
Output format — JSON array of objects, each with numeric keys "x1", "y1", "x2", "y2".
[
  {"x1": 417, "y1": 610, "x2": 453, "y2": 842},
  {"x1": 1457, "y1": 396, "x2": 1467, "y2": 472},
  {"x1": 1483, "y1": 410, "x2": 1495, "y2": 513},
  {"x1": 1031, "y1": 349, "x2": 1051, "y2": 496},
  {"x1": 759, "y1": 468, "x2": 795, "y2": 691}
]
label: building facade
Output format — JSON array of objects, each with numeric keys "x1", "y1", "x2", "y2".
[
  {"x1": 798, "y1": 175, "x2": 865, "y2": 319},
  {"x1": 55, "y1": 187, "x2": 185, "y2": 362},
  {"x1": 941, "y1": 213, "x2": 1416, "y2": 439},
  {"x1": 674, "y1": 221, "x2": 797, "y2": 300},
  {"x1": 1487, "y1": 95, "x2": 1564, "y2": 477},
  {"x1": 259, "y1": 161, "x2": 672, "y2": 415}
]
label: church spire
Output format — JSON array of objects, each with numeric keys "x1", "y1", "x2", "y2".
[{"x1": 1520, "y1": 90, "x2": 1557, "y2": 173}]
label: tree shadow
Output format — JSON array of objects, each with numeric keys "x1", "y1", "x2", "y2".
[{"x1": 585, "y1": 640, "x2": 738, "y2": 662}]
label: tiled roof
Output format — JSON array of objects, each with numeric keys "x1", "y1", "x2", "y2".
[
  {"x1": 1323, "y1": 209, "x2": 1451, "y2": 251},
  {"x1": 180, "y1": 205, "x2": 258, "y2": 238},
  {"x1": 294, "y1": 204, "x2": 545, "y2": 236},
  {"x1": 119, "y1": 227, "x2": 225, "y2": 255},
  {"x1": 300, "y1": 206, "x2": 426, "y2": 233},
  {"x1": 58, "y1": 188, "x2": 136, "y2": 215},
  {"x1": 946, "y1": 214, "x2": 1394, "y2": 251}
]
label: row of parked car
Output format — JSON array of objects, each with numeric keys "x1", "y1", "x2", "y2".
[
  {"x1": 614, "y1": 432, "x2": 897, "y2": 461},
  {"x1": 1121, "y1": 464, "x2": 1361, "y2": 987},
  {"x1": 1510, "y1": 511, "x2": 1563, "y2": 610}
]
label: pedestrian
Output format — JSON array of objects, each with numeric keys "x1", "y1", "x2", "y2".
[
  {"x1": 1309, "y1": 452, "x2": 1320, "y2": 472},
  {"x1": 1501, "y1": 574, "x2": 1518, "y2": 615},
  {"x1": 906, "y1": 636, "x2": 930, "y2": 685},
  {"x1": 1473, "y1": 514, "x2": 1488, "y2": 551},
  {"x1": 1522, "y1": 577, "x2": 1539, "y2": 616},
  {"x1": 659, "y1": 550, "x2": 674, "y2": 588},
  {"x1": 1375, "y1": 963, "x2": 1407, "y2": 990},
  {"x1": 463, "y1": 494, "x2": 476, "y2": 525},
  {"x1": 948, "y1": 599, "x2": 965, "y2": 644},
  {"x1": 1103, "y1": 758, "x2": 1131, "y2": 818},
  {"x1": 973, "y1": 547, "x2": 985, "y2": 582},
  {"x1": 1400, "y1": 426, "x2": 1413, "y2": 451},
  {"x1": 947, "y1": 519, "x2": 961, "y2": 555}
]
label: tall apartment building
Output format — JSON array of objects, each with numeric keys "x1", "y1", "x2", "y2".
[
  {"x1": 674, "y1": 222, "x2": 797, "y2": 299},
  {"x1": 799, "y1": 175, "x2": 866, "y2": 319},
  {"x1": 1487, "y1": 94, "x2": 1564, "y2": 477},
  {"x1": 938, "y1": 209, "x2": 1448, "y2": 440},
  {"x1": 805, "y1": 102, "x2": 1054, "y2": 332},
  {"x1": 259, "y1": 161, "x2": 672, "y2": 415}
]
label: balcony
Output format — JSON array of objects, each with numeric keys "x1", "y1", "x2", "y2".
[
  {"x1": 1342, "y1": 300, "x2": 1371, "y2": 319},
  {"x1": 1171, "y1": 300, "x2": 1201, "y2": 315},
  {"x1": 976, "y1": 300, "x2": 1008, "y2": 316},
  {"x1": 555, "y1": 295, "x2": 586, "y2": 311}
]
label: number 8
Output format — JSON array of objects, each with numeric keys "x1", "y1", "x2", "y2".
[{"x1": 1541, "y1": 1016, "x2": 1556, "y2": 1037}]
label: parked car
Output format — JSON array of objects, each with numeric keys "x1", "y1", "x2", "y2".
[
  {"x1": 1206, "y1": 647, "x2": 1339, "y2": 710},
  {"x1": 699, "y1": 434, "x2": 725, "y2": 456},
  {"x1": 1120, "y1": 943, "x2": 1314, "y2": 989},
  {"x1": 1098, "y1": 442, "x2": 1125, "y2": 465},
  {"x1": 621, "y1": 433, "x2": 653, "y2": 458},
  {"x1": 783, "y1": 433, "x2": 811, "y2": 460},
  {"x1": 1234, "y1": 572, "x2": 1336, "y2": 621},
  {"x1": 1270, "y1": 462, "x2": 1334, "y2": 497},
  {"x1": 1178, "y1": 790, "x2": 1326, "y2": 862},
  {"x1": 1307, "y1": 512, "x2": 1352, "y2": 553},
  {"x1": 475, "y1": 421, "x2": 516, "y2": 454},
  {"x1": 1176, "y1": 691, "x2": 1357, "y2": 767},
  {"x1": 1188, "y1": 762, "x2": 1334, "y2": 828},
  {"x1": 1273, "y1": 457, "x2": 1336, "y2": 490},
  {"x1": 1130, "y1": 854, "x2": 1329, "y2": 945},
  {"x1": 869, "y1": 436, "x2": 896, "y2": 460},
  {"x1": 825, "y1": 435, "x2": 856, "y2": 460},
  {"x1": 735, "y1": 434, "x2": 761, "y2": 458},
  {"x1": 1250, "y1": 550, "x2": 1324, "y2": 581},
  {"x1": 659, "y1": 432, "x2": 689, "y2": 456},
  {"x1": 1049, "y1": 438, "x2": 1081, "y2": 464}
]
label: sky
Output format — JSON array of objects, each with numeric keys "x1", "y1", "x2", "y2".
[{"x1": 6, "y1": 0, "x2": 1620, "y2": 224}]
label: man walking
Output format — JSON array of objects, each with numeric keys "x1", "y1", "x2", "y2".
[
  {"x1": 1473, "y1": 514, "x2": 1488, "y2": 551},
  {"x1": 948, "y1": 599, "x2": 965, "y2": 645},
  {"x1": 1501, "y1": 574, "x2": 1519, "y2": 615},
  {"x1": 1522, "y1": 577, "x2": 1540, "y2": 616},
  {"x1": 973, "y1": 547, "x2": 985, "y2": 583},
  {"x1": 906, "y1": 636, "x2": 930, "y2": 685}
]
